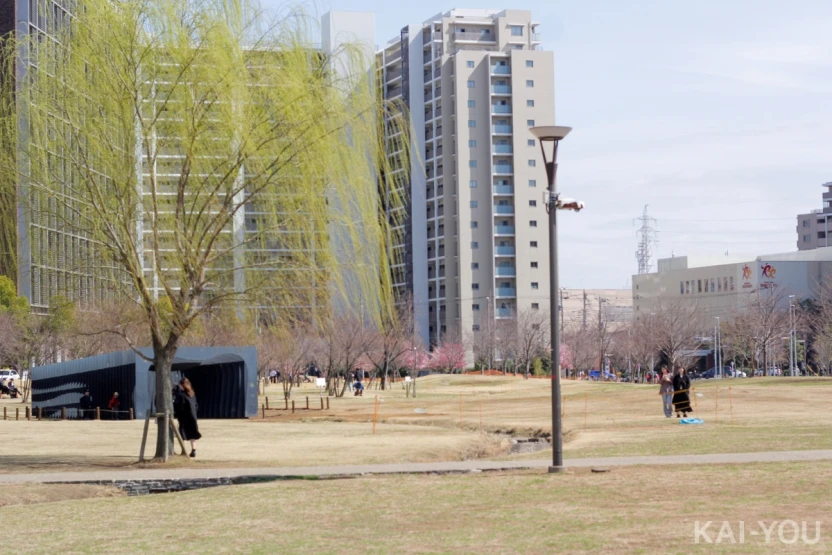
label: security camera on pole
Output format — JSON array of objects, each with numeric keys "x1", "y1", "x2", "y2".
[{"x1": 530, "y1": 125, "x2": 584, "y2": 474}]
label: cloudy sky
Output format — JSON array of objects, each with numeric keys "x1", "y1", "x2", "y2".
[{"x1": 265, "y1": 0, "x2": 832, "y2": 289}]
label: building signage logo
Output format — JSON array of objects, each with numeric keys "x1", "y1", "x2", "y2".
[
  {"x1": 741, "y1": 265, "x2": 754, "y2": 290},
  {"x1": 760, "y1": 263, "x2": 777, "y2": 289}
]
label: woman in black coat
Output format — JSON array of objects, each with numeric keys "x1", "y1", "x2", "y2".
[
  {"x1": 672, "y1": 366, "x2": 692, "y2": 418},
  {"x1": 174, "y1": 378, "x2": 201, "y2": 458}
]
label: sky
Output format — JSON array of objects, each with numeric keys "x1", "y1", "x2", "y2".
[{"x1": 264, "y1": 0, "x2": 832, "y2": 289}]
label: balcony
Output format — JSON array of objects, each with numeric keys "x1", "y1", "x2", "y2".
[
  {"x1": 387, "y1": 67, "x2": 403, "y2": 81},
  {"x1": 492, "y1": 124, "x2": 513, "y2": 134},
  {"x1": 496, "y1": 307, "x2": 513, "y2": 318},
  {"x1": 494, "y1": 205, "x2": 514, "y2": 214},
  {"x1": 496, "y1": 266, "x2": 516, "y2": 277},
  {"x1": 491, "y1": 85, "x2": 512, "y2": 95},
  {"x1": 495, "y1": 246, "x2": 516, "y2": 256},
  {"x1": 532, "y1": 32, "x2": 542, "y2": 42},
  {"x1": 493, "y1": 164, "x2": 514, "y2": 174},
  {"x1": 454, "y1": 31, "x2": 496, "y2": 42},
  {"x1": 491, "y1": 105, "x2": 512, "y2": 114},
  {"x1": 423, "y1": 53, "x2": 431, "y2": 64},
  {"x1": 493, "y1": 185, "x2": 514, "y2": 195},
  {"x1": 496, "y1": 287, "x2": 516, "y2": 297},
  {"x1": 490, "y1": 65, "x2": 510, "y2": 75},
  {"x1": 495, "y1": 225, "x2": 515, "y2": 235}
]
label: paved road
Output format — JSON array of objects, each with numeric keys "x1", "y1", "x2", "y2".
[{"x1": 1, "y1": 449, "x2": 831, "y2": 484}]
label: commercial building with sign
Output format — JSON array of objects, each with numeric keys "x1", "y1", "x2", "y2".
[{"x1": 632, "y1": 248, "x2": 832, "y2": 319}]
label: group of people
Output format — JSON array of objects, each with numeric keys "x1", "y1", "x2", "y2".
[
  {"x1": 78, "y1": 390, "x2": 124, "y2": 420},
  {"x1": 0, "y1": 379, "x2": 20, "y2": 399},
  {"x1": 657, "y1": 366, "x2": 692, "y2": 418}
]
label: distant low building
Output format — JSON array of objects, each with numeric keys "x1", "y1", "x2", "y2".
[
  {"x1": 632, "y1": 248, "x2": 832, "y2": 319},
  {"x1": 796, "y1": 181, "x2": 832, "y2": 251}
]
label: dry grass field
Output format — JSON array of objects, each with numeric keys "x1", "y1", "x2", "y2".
[
  {"x1": 4, "y1": 462, "x2": 831, "y2": 554},
  {"x1": 0, "y1": 376, "x2": 828, "y2": 472}
]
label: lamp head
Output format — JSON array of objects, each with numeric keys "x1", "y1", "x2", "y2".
[{"x1": 530, "y1": 126, "x2": 572, "y2": 141}]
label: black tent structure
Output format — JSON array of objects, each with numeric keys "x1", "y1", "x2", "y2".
[{"x1": 32, "y1": 347, "x2": 258, "y2": 419}]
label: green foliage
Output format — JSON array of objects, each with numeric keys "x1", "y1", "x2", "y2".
[
  {"x1": 532, "y1": 357, "x2": 544, "y2": 377},
  {"x1": 0, "y1": 275, "x2": 29, "y2": 320}
]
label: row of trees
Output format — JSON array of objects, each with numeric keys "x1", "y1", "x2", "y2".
[{"x1": 564, "y1": 287, "x2": 832, "y2": 378}]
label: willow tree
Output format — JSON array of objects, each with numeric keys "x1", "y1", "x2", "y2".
[{"x1": 5, "y1": 0, "x2": 406, "y2": 459}]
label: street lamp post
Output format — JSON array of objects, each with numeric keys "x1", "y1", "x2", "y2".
[
  {"x1": 788, "y1": 296, "x2": 797, "y2": 377},
  {"x1": 531, "y1": 125, "x2": 580, "y2": 474}
]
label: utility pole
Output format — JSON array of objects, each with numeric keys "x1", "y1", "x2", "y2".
[
  {"x1": 598, "y1": 298, "x2": 607, "y2": 379},
  {"x1": 582, "y1": 290, "x2": 588, "y2": 329}
]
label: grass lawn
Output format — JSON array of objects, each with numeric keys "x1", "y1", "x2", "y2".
[
  {"x1": 0, "y1": 376, "x2": 829, "y2": 472},
  {"x1": 5, "y1": 462, "x2": 831, "y2": 554}
]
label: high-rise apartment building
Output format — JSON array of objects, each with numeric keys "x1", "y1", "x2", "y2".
[
  {"x1": 379, "y1": 9, "x2": 555, "y2": 350},
  {"x1": 796, "y1": 182, "x2": 832, "y2": 251}
]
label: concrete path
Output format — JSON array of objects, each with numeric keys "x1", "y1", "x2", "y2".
[{"x1": 1, "y1": 449, "x2": 831, "y2": 484}]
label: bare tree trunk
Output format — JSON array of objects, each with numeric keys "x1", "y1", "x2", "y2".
[{"x1": 153, "y1": 346, "x2": 176, "y2": 460}]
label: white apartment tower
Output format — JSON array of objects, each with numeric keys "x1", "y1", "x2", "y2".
[{"x1": 379, "y1": 9, "x2": 555, "y2": 350}]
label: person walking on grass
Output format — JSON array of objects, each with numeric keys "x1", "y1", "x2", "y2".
[
  {"x1": 173, "y1": 378, "x2": 201, "y2": 458},
  {"x1": 658, "y1": 366, "x2": 674, "y2": 418},
  {"x1": 672, "y1": 366, "x2": 692, "y2": 418}
]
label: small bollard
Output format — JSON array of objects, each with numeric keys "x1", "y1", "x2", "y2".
[
  {"x1": 262, "y1": 403, "x2": 265, "y2": 419},
  {"x1": 96, "y1": 407, "x2": 101, "y2": 420},
  {"x1": 266, "y1": 397, "x2": 269, "y2": 410},
  {"x1": 306, "y1": 396, "x2": 309, "y2": 410},
  {"x1": 25, "y1": 407, "x2": 30, "y2": 420},
  {"x1": 61, "y1": 407, "x2": 66, "y2": 420},
  {"x1": 129, "y1": 408, "x2": 134, "y2": 420},
  {"x1": 284, "y1": 398, "x2": 288, "y2": 410},
  {"x1": 291, "y1": 400, "x2": 295, "y2": 413},
  {"x1": 326, "y1": 397, "x2": 330, "y2": 410},
  {"x1": 320, "y1": 397, "x2": 324, "y2": 410},
  {"x1": 38, "y1": 407, "x2": 42, "y2": 420},
  {"x1": 16, "y1": 408, "x2": 19, "y2": 420},
  {"x1": 3, "y1": 407, "x2": 6, "y2": 420}
]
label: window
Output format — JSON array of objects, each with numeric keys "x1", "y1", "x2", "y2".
[
  {"x1": 697, "y1": 279, "x2": 702, "y2": 293},
  {"x1": 466, "y1": 61, "x2": 475, "y2": 68},
  {"x1": 730, "y1": 277, "x2": 735, "y2": 291},
  {"x1": 704, "y1": 279, "x2": 709, "y2": 293},
  {"x1": 680, "y1": 281, "x2": 684, "y2": 294},
  {"x1": 472, "y1": 304, "x2": 480, "y2": 310},
  {"x1": 510, "y1": 25, "x2": 524, "y2": 36},
  {"x1": 468, "y1": 119, "x2": 476, "y2": 128},
  {"x1": 470, "y1": 221, "x2": 478, "y2": 228},
  {"x1": 470, "y1": 200, "x2": 478, "y2": 208},
  {"x1": 529, "y1": 220, "x2": 538, "y2": 227},
  {"x1": 803, "y1": 234, "x2": 809, "y2": 242},
  {"x1": 469, "y1": 180, "x2": 478, "y2": 188},
  {"x1": 472, "y1": 283, "x2": 480, "y2": 290},
  {"x1": 529, "y1": 179, "x2": 537, "y2": 187},
  {"x1": 471, "y1": 263, "x2": 479, "y2": 270},
  {"x1": 526, "y1": 80, "x2": 534, "y2": 88},
  {"x1": 467, "y1": 100, "x2": 476, "y2": 108},
  {"x1": 803, "y1": 220, "x2": 809, "y2": 228},
  {"x1": 531, "y1": 282, "x2": 539, "y2": 290},
  {"x1": 525, "y1": 60, "x2": 534, "y2": 68},
  {"x1": 531, "y1": 303, "x2": 539, "y2": 309},
  {"x1": 527, "y1": 119, "x2": 535, "y2": 127},
  {"x1": 530, "y1": 241, "x2": 538, "y2": 247},
  {"x1": 469, "y1": 140, "x2": 477, "y2": 147},
  {"x1": 531, "y1": 261, "x2": 538, "y2": 268},
  {"x1": 710, "y1": 278, "x2": 715, "y2": 291},
  {"x1": 528, "y1": 139, "x2": 535, "y2": 146},
  {"x1": 528, "y1": 160, "x2": 536, "y2": 167},
  {"x1": 526, "y1": 100, "x2": 534, "y2": 107},
  {"x1": 723, "y1": 277, "x2": 728, "y2": 292},
  {"x1": 472, "y1": 324, "x2": 481, "y2": 331},
  {"x1": 469, "y1": 160, "x2": 477, "y2": 168},
  {"x1": 529, "y1": 200, "x2": 537, "y2": 207},
  {"x1": 467, "y1": 80, "x2": 475, "y2": 88},
  {"x1": 471, "y1": 241, "x2": 479, "y2": 249},
  {"x1": 718, "y1": 278, "x2": 722, "y2": 292}
]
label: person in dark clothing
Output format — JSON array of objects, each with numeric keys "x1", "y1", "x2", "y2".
[
  {"x1": 80, "y1": 390, "x2": 94, "y2": 419},
  {"x1": 672, "y1": 366, "x2": 692, "y2": 418},
  {"x1": 174, "y1": 378, "x2": 201, "y2": 457}
]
